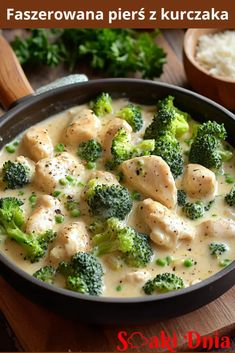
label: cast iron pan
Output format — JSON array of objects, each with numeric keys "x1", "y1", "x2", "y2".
[{"x1": 0, "y1": 36, "x2": 234, "y2": 325}]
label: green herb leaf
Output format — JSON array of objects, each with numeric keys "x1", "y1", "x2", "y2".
[{"x1": 11, "y1": 29, "x2": 166, "y2": 79}]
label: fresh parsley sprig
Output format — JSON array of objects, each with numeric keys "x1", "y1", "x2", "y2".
[{"x1": 11, "y1": 29, "x2": 166, "y2": 79}]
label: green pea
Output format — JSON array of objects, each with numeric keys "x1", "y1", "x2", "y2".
[
  {"x1": 156, "y1": 258, "x2": 167, "y2": 267},
  {"x1": 166, "y1": 256, "x2": 173, "y2": 265},
  {"x1": 116, "y1": 284, "x2": 123, "y2": 292},
  {"x1": 66, "y1": 175, "x2": 76, "y2": 184},
  {"x1": 86, "y1": 161, "x2": 95, "y2": 170},
  {"x1": 225, "y1": 174, "x2": 235, "y2": 184},
  {"x1": 29, "y1": 194, "x2": 37, "y2": 207},
  {"x1": 184, "y1": 258, "x2": 194, "y2": 268},
  {"x1": 29, "y1": 194, "x2": 37, "y2": 202},
  {"x1": 5, "y1": 145, "x2": 16, "y2": 153},
  {"x1": 52, "y1": 190, "x2": 61, "y2": 197},
  {"x1": 55, "y1": 143, "x2": 65, "y2": 152},
  {"x1": 59, "y1": 178, "x2": 68, "y2": 186},
  {"x1": 71, "y1": 209, "x2": 81, "y2": 217},
  {"x1": 55, "y1": 214, "x2": 64, "y2": 224}
]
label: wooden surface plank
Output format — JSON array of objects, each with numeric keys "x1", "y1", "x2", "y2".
[
  {"x1": 1, "y1": 277, "x2": 235, "y2": 352},
  {"x1": 0, "y1": 29, "x2": 234, "y2": 352},
  {"x1": 157, "y1": 31, "x2": 187, "y2": 87},
  {"x1": 163, "y1": 29, "x2": 185, "y2": 61},
  {"x1": 156, "y1": 31, "x2": 187, "y2": 87},
  {"x1": 0, "y1": 311, "x2": 20, "y2": 351}
]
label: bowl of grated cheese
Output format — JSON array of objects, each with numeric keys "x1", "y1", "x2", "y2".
[{"x1": 183, "y1": 29, "x2": 235, "y2": 110}]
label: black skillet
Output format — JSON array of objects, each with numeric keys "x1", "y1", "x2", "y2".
[{"x1": 0, "y1": 35, "x2": 234, "y2": 325}]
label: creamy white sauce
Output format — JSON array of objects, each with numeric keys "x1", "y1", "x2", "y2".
[{"x1": 0, "y1": 99, "x2": 234, "y2": 298}]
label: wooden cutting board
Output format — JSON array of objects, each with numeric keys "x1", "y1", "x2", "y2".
[
  {"x1": 0, "y1": 30, "x2": 234, "y2": 352},
  {"x1": 1, "y1": 277, "x2": 235, "y2": 352}
]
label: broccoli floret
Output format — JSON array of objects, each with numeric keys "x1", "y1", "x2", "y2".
[
  {"x1": 189, "y1": 121, "x2": 232, "y2": 169},
  {"x1": 33, "y1": 266, "x2": 56, "y2": 284},
  {"x1": 86, "y1": 179, "x2": 133, "y2": 220},
  {"x1": 131, "y1": 140, "x2": 156, "y2": 158},
  {"x1": 90, "y1": 92, "x2": 112, "y2": 117},
  {"x1": 106, "y1": 128, "x2": 155, "y2": 168},
  {"x1": 209, "y1": 242, "x2": 229, "y2": 258},
  {"x1": 108, "y1": 128, "x2": 131, "y2": 167},
  {"x1": 0, "y1": 197, "x2": 24, "y2": 226},
  {"x1": 57, "y1": 252, "x2": 104, "y2": 295},
  {"x1": 143, "y1": 96, "x2": 187, "y2": 179},
  {"x1": 183, "y1": 201, "x2": 204, "y2": 219},
  {"x1": 143, "y1": 272, "x2": 185, "y2": 295},
  {"x1": 2, "y1": 161, "x2": 30, "y2": 189},
  {"x1": 116, "y1": 104, "x2": 143, "y2": 132},
  {"x1": 11, "y1": 228, "x2": 55, "y2": 263},
  {"x1": 92, "y1": 218, "x2": 153, "y2": 268},
  {"x1": 92, "y1": 217, "x2": 135, "y2": 256},
  {"x1": 144, "y1": 96, "x2": 189, "y2": 140},
  {"x1": 77, "y1": 139, "x2": 102, "y2": 162},
  {"x1": 0, "y1": 197, "x2": 55, "y2": 262},
  {"x1": 225, "y1": 185, "x2": 235, "y2": 206},
  {"x1": 197, "y1": 121, "x2": 227, "y2": 140},
  {"x1": 189, "y1": 135, "x2": 219, "y2": 169},
  {"x1": 57, "y1": 260, "x2": 71, "y2": 276},
  {"x1": 152, "y1": 135, "x2": 184, "y2": 178},
  {"x1": 177, "y1": 190, "x2": 187, "y2": 206},
  {"x1": 144, "y1": 109, "x2": 173, "y2": 140},
  {"x1": 189, "y1": 135, "x2": 232, "y2": 169},
  {"x1": 182, "y1": 201, "x2": 205, "y2": 220},
  {"x1": 123, "y1": 231, "x2": 153, "y2": 268},
  {"x1": 178, "y1": 193, "x2": 214, "y2": 218}
]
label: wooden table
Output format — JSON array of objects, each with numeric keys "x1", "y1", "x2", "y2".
[{"x1": 0, "y1": 29, "x2": 234, "y2": 352}]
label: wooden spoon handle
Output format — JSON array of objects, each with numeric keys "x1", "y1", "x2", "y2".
[{"x1": 0, "y1": 35, "x2": 34, "y2": 110}]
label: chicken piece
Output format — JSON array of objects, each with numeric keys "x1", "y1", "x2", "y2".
[
  {"x1": 50, "y1": 221, "x2": 91, "y2": 264},
  {"x1": 22, "y1": 127, "x2": 53, "y2": 162},
  {"x1": 89, "y1": 170, "x2": 119, "y2": 186},
  {"x1": 120, "y1": 156, "x2": 177, "y2": 209},
  {"x1": 182, "y1": 164, "x2": 217, "y2": 200},
  {"x1": 26, "y1": 195, "x2": 60, "y2": 235},
  {"x1": 16, "y1": 156, "x2": 35, "y2": 181},
  {"x1": 35, "y1": 152, "x2": 84, "y2": 193},
  {"x1": 65, "y1": 108, "x2": 101, "y2": 145},
  {"x1": 199, "y1": 217, "x2": 235, "y2": 238},
  {"x1": 122, "y1": 270, "x2": 150, "y2": 285},
  {"x1": 102, "y1": 118, "x2": 132, "y2": 159},
  {"x1": 139, "y1": 198, "x2": 195, "y2": 248}
]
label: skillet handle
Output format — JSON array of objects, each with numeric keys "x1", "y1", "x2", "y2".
[{"x1": 0, "y1": 35, "x2": 34, "y2": 110}]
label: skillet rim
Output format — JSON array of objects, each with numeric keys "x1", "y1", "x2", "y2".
[{"x1": 0, "y1": 77, "x2": 234, "y2": 304}]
